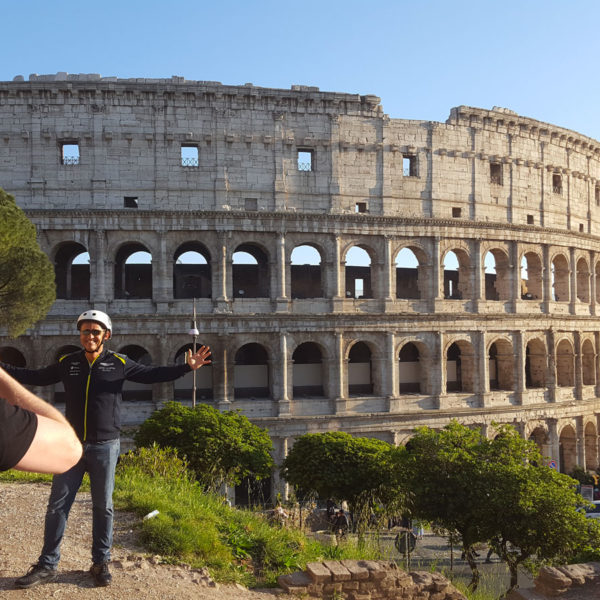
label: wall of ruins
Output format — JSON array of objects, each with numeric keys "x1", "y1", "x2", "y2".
[{"x1": 2, "y1": 74, "x2": 600, "y2": 494}]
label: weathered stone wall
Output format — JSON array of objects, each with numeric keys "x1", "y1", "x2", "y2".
[
  {"x1": 278, "y1": 560, "x2": 466, "y2": 600},
  {"x1": 2, "y1": 74, "x2": 600, "y2": 495}
]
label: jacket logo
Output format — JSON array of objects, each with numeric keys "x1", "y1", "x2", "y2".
[{"x1": 69, "y1": 364, "x2": 81, "y2": 376}]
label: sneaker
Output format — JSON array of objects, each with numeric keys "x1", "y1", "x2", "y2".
[
  {"x1": 15, "y1": 564, "x2": 58, "y2": 589},
  {"x1": 90, "y1": 562, "x2": 112, "y2": 587}
]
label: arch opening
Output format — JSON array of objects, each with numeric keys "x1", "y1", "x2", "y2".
[
  {"x1": 291, "y1": 245, "x2": 323, "y2": 299},
  {"x1": 115, "y1": 244, "x2": 152, "y2": 299},
  {"x1": 292, "y1": 342, "x2": 324, "y2": 397},
  {"x1": 174, "y1": 243, "x2": 211, "y2": 299},
  {"x1": 234, "y1": 343, "x2": 269, "y2": 398}
]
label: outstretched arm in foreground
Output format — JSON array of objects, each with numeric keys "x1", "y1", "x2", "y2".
[{"x1": 0, "y1": 367, "x2": 82, "y2": 474}]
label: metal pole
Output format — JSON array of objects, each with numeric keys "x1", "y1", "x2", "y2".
[{"x1": 189, "y1": 298, "x2": 199, "y2": 408}]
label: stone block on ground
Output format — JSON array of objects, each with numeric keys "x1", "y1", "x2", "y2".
[
  {"x1": 306, "y1": 561, "x2": 332, "y2": 583},
  {"x1": 323, "y1": 560, "x2": 352, "y2": 581}
]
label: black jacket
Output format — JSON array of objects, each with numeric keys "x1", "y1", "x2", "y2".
[{"x1": 1, "y1": 349, "x2": 190, "y2": 442}]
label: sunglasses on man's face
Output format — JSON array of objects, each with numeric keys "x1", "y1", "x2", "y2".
[{"x1": 80, "y1": 329, "x2": 104, "y2": 336}]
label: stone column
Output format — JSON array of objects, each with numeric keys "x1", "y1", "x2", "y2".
[
  {"x1": 154, "y1": 229, "x2": 169, "y2": 310},
  {"x1": 595, "y1": 414, "x2": 600, "y2": 472},
  {"x1": 591, "y1": 250, "x2": 597, "y2": 315},
  {"x1": 547, "y1": 418, "x2": 560, "y2": 469},
  {"x1": 331, "y1": 236, "x2": 344, "y2": 311},
  {"x1": 214, "y1": 233, "x2": 230, "y2": 312},
  {"x1": 273, "y1": 112, "x2": 288, "y2": 211},
  {"x1": 216, "y1": 340, "x2": 232, "y2": 409},
  {"x1": 542, "y1": 244, "x2": 552, "y2": 311},
  {"x1": 271, "y1": 437, "x2": 289, "y2": 502},
  {"x1": 477, "y1": 331, "x2": 488, "y2": 406},
  {"x1": 510, "y1": 240, "x2": 520, "y2": 311},
  {"x1": 155, "y1": 333, "x2": 174, "y2": 405},
  {"x1": 569, "y1": 246, "x2": 577, "y2": 314},
  {"x1": 546, "y1": 329, "x2": 557, "y2": 402},
  {"x1": 275, "y1": 233, "x2": 289, "y2": 312},
  {"x1": 514, "y1": 330, "x2": 526, "y2": 404},
  {"x1": 472, "y1": 239, "x2": 483, "y2": 304},
  {"x1": 386, "y1": 332, "x2": 399, "y2": 412},
  {"x1": 278, "y1": 332, "x2": 291, "y2": 416},
  {"x1": 576, "y1": 416, "x2": 586, "y2": 469},
  {"x1": 432, "y1": 331, "x2": 444, "y2": 408},
  {"x1": 595, "y1": 331, "x2": 600, "y2": 398},
  {"x1": 90, "y1": 229, "x2": 107, "y2": 306},
  {"x1": 382, "y1": 236, "x2": 394, "y2": 306},
  {"x1": 431, "y1": 237, "x2": 442, "y2": 311},
  {"x1": 574, "y1": 331, "x2": 583, "y2": 401},
  {"x1": 334, "y1": 332, "x2": 347, "y2": 414}
]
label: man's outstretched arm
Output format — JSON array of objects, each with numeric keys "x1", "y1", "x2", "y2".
[{"x1": 0, "y1": 366, "x2": 82, "y2": 474}]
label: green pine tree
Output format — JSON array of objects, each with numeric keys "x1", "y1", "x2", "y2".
[{"x1": 0, "y1": 188, "x2": 55, "y2": 337}]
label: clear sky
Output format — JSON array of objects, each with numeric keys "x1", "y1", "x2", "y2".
[{"x1": 2, "y1": 0, "x2": 600, "y2": 139}]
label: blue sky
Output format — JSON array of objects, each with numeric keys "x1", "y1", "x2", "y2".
[{"x1": 3, "y1": 0, "x2": 600, "y2": 139}]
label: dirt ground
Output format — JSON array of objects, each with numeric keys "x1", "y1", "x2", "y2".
[{"x1": 0, "y1": 482, "x2": 294, "y2": 600}]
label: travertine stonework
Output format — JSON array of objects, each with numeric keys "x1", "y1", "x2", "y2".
[{"x1": 1, "y1": 73, "x2": 600, "y2": 499}]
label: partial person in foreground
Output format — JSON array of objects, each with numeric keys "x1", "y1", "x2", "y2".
[
  {"x1": 0, "y1": 366, "x2": 82, "y2": 474},
  {"x1": 1, "y1": 310, "x2": 211, "y2": 589}
]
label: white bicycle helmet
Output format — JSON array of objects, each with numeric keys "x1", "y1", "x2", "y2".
[{"x1": 77, "y1": 310, "x2": 112, "y2": 333}]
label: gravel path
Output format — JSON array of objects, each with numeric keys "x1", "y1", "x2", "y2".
[{"x1": 0, "y1": 482, "x2": 292, "y2": 600}]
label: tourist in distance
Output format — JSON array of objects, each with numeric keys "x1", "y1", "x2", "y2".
[
  {"x1": 0, "y1": 366, "x2": 82, "y2": 474},
  {"x1": 0, "y1": 309, "x2": 211, "y2": 589}
]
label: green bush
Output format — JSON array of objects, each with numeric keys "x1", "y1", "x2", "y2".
[
  {"x1": 134, "y1": 401, "x2": 274, "y2": 489},
  {"x1": 118, "y1": 443, "x2": 190, "y2": 482}
]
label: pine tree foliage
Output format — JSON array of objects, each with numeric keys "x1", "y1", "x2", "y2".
[{"x1": 0, "y1": 188, "x2": 55, "y2": 337}]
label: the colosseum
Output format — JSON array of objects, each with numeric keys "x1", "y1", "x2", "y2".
[{"x1": 1, "y1": 73, "x2": 599, "y2": 501}]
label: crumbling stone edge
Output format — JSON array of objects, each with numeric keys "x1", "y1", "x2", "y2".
[
  {"x1": 277, "y1": 559, "x2": 466, "y2": 600},
  {"x1": 506, "y1": 562, "x2": 600, "y2": 599}
]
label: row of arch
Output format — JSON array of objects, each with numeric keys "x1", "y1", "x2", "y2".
[
  {"x1": 2, "y1": 333, "x2": 596, "y2": 401},
  {"x1": 53, "y1": 239, "x2": 600, "y2": 303}
]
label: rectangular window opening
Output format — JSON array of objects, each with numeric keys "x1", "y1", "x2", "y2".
[
  {"x1": 297, "y1": 149, "x2": 314, "y2": 172},
  {"x1": 61, "y1": 142, "x2": 80, "y2": 166},
  {"x1": 403, "y1": 155, "x2": 417, "y2": 177},
  {"x1": 181, "y1": 144, "x2": 199, "y2": 167},
  {"x1": 452, "y1": 207, "x2": 461, "y2": 218},
  {"x1": 552, "y1": 173, "x2": 562, "y2": 194},
  {"x1": 527, "y1": 214, "x2": 534, "y2": 225},
  {"x1": 595, "y1": 186, "x2": 600, "y2": 206},
  {"x1": 579, "y1": 223, "x2": 585, "y2": 232},
  {"x1": 124, "y1": 196, "x2": 138, "y2": 208},
  {"x1": 244, "y1": 198, "x2": 258, "y2": 211},
  {"x1": 355, "y1": 202, "x2": 368, "y2": 213},
  {"x1": 354, "y1": 278, "x2": 364, "y2": 299},
  {"x1": 490, "y1": 162, "x2": 502, "y2": 185}
]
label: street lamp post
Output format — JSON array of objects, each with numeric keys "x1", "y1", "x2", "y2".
[{"x1": 188, "y1": 298, "x2": 199, "y2": 408}]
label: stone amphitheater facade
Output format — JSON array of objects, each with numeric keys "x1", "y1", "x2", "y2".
[{"x1": 1, "y1": 73, "x2": 600, "y2": 498}]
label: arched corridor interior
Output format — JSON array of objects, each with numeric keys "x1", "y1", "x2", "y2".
[
  {"x1": 292, "y1": 342, "x2": 324, "y2": 397},
  {"x1": 233, "y1": 245, "x2": 269, "y2": 298},
  {"x1": 291, "y1": 245, "x2": 323, "y2": 299},
  {"x1": 173, "y1": 244, "x2": 211, "y2": 299},
  {"x1": 115, "y1": 245, "x2": 152, "y2": 299},
  {"x1": 54, "y1": 243, "x2": 90, "y2": 300},
  {"x1": 395, "y1": 248, "x2": 420, "y2": 299},
  {"x1": 234, "y1": 343, "x2": 269, "y2": 398},
  {"x1": 345, "y1": 246, "x2": 372, "y2": 299}
]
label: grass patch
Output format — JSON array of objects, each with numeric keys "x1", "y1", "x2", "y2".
[
  {"x1": 0, "y1": 470, "x2": 53, "y2": 484},
  {"x1": 113, "y1": 446, "x2": 380, "y2": 586},
  {"x1": 0, "y1": 448, "x2": 381, "y2": 586},
  {"x1": 0, "y1": 469, "x2": 90, "y2": 489}
]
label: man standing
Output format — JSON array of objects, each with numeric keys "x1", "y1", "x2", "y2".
[
  {"x1": 0, "y1": 366, "x2": 82, "y2": 474},
  {"x1": 1, "y1": 310, "x2": 211, "y2": 589}
]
